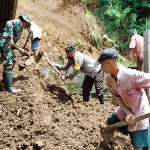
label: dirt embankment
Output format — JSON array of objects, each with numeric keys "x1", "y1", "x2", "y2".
[{"x1": 0, "y1": 0, "x2": 133, "y2": 150}]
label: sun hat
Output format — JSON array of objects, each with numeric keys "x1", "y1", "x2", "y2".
[
  {"x1": 102, "y1": 34, "x2": 108, "y2": 39},
  {"x1": 19, "y1": 13, "x2": 32, "y2": 24}
]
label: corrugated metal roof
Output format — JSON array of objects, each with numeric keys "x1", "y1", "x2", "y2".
[{"x1": 0, "y1": 0, "x2": 18, "y2": 31}]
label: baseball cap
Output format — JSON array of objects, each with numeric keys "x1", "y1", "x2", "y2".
[
  {"x1": 97, "y1": 48, "x2": 118, "y2": 64},
  {"x1": 130, "y1": 28, "x2": 137, "y2": 35}
]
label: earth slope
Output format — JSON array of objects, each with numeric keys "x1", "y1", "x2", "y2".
[{"x1": 0, "y1": 0, "x2": 133, "y2": 149}]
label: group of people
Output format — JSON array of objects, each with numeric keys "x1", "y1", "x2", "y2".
[
  {"x1": 0, "y1": 12, "x2": 149, "y2": 149},
  {"x1": 49, "y1": 29, "x2": 149, "y2": 149},
  {"x1": 99, "y1": 29, "x2": 147, "y2": 150},
  {"x1": 102, "y1": 29, "x2": 144, "y2": 71},
  {"x1": 0, "y1": 13, "x2": 42, "y2": 93},
  {"x1": 51, "y1": 32, "x2": 148, "y2": 149}
]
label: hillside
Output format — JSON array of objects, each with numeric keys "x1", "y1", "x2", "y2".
[{"x1": 0, "y1": 0, "x2": 133, "y2": 150}]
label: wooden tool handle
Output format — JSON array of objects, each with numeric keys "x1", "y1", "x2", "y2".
[
  {"x1": 13, "y1": 44, "x2": 23, "y2": 51},
  {"x1": 13, "y1": 44, "x2": 30, "y2": 58},
  {"x1": 104, "y1": 112, "x2": 150, "y2": 132},
  {"x1": 43, "y1": 52, "x2": 62, "y2": 77},
  {"x1": 23, "y1": 41, "x2": 28, "y2": 48}
]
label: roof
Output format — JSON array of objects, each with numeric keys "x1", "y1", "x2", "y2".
[{"x1": 0, "y1": 0, "x2": 18, "y2": 31}]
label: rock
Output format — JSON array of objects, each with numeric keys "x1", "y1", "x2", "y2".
[{"x1": 33, "y1": 140, "x2": 45, "y2": 149}]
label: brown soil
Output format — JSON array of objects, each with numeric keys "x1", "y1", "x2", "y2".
[{"x1": 0, "y1": 0, "x2": 133, "y2": 149}]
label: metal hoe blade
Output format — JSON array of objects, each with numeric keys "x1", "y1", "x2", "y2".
[{"x1": 35, "y1": 52, "x2": 43, "y2": 63}]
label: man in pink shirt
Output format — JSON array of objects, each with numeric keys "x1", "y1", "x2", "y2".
[
  {"x1": 97, "y1": 48, "x2": 150, "y2": 150},
  {"x1": 129, "y1": 28, "x2": 144, "y2": 71}
]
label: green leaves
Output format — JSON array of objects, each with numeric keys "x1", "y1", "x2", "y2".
[
  {"x1": 122, "y1": 7, "x2": 132, "y2": 14},
  {"x1": 82, "y1": 0, "x2": 150, "y2": 54},
  {"x1": 94, "y1": 35, "x2": 101, "y2": 48},
  {"x1": 94, "y1": 0, "x2": 150, "y2": 54},
  {"x1": 131, "y1": 13, "x2": 138, "y2": 23},
  {"x1": 105, "y1": 9, "x2": 121, "y2": 20}
]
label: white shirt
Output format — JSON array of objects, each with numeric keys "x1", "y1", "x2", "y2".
[{"x1": 27, "y1": 21, "x2": 42, "y2": 40}]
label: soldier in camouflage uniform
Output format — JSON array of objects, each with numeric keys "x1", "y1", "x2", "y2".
[{"x1": 0, "y1": 13, "x2": 32, "y2": 93}]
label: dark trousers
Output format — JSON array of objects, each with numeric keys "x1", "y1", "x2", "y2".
[
  {"x1": 107, "y1": 112, "x2": 128, "y2": 135},
  {"x1": 82, "y1": 69, "x2": 104, "y2": 101},
  {"x1": 137, "y1": 57, "x2": 143, "y2": 71}
]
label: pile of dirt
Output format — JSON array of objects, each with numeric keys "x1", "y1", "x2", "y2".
[{"x1": 0, "y1": 0, "x2": 133, "y2": 149}]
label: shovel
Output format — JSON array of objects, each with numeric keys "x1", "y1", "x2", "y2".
[
  {"x1": 104, "y1": 112, "x2": 150, "y2": 132},
  {"x1": 35, "y1": 51, "x2": 43, "y2": 63},
  {"x1": 13, "y1": 44, "x2": 31, "y2": 71},
  {"x1": 35, "y1": 52, "x2": 63, "y2": 78},
  {"x1": 23, "y1": 39, "x2": 28, "y2": 49}
]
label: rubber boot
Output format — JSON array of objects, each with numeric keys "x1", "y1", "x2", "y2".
[
  {"x1": 98, "y1": 95, "x2": 104, "y2": 105},
  {"x1": 83, "y1": 95, "x2": 89, "y2": 102},
  {"x1": 12, "y1": 60, "x2": 18, "y2": 78},
  {"x1": 12, "y1": 60, "x2": 16, "y2": 71},
  {"x1": 3, "y1": 72, "x2": 21, "y2": 93}
]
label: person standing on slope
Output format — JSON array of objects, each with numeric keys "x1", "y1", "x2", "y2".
[
  {"x1": 0, "y1": 13, "x2": 32, "y2": 93},
  {"x1": 97, "y1": 48, "x2": 150, "y2": 150},
  {"x1": 129, "y1": 28, "x2": 144, "y2": 71},
  {"x1": 50, "y1": 45, "x2": 104, "y2": 105},
  {"x1": 101, "y1": 34, "x2": 118, "y2": 50},
  {"x1": 24, "y1": 19, "x2": 42, "y2": 58}
]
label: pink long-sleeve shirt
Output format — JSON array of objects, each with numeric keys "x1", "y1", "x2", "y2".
[
  {"x1": 106, "y1": 65, "x2": 150, "y2": 132},
  {"x1": 129, "y1": 34, "x2": 144, "y2": 60}
]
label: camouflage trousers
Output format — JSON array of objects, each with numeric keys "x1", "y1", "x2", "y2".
[{"x1": 0, "y1": 43, "x2": 17, "y2": 73}]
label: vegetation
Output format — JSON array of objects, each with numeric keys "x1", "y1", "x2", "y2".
[
  {"x1": 76, "y1": 39, "x2": 82, "y2": 45},
  {"x1": 97, "y1": 0, "x2": 150, "y2": 54},
  {"x1": 118, "y1": 54, "x2": 136, "y2": 67},
  {"x1": 85, "y1": 8, "x2": 103, "y2": 48},
  {"x1": 94, "y1": 35, "x2": 102, "y2": 49},
  {"x1": 83, "y1": 0, "x2": 150, "y2": 54}
]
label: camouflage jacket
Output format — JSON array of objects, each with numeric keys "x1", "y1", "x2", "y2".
[{"x1": 0, "y1": 19, "x2": 23, "y2": 46}]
